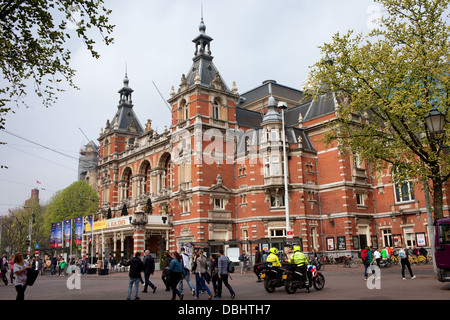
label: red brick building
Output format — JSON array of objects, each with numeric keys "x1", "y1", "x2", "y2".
[{"x1": 85, "y1": 18, "x2": 449, "y2": 261}]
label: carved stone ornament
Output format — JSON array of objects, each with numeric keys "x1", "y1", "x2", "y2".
[{"x1": 131, "y1": 211, "x2": 147, "y2": 230}]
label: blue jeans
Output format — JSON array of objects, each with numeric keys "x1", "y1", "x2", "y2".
[
  {"x1": 178, "y1": 269, "x2": 194, "y2": 293},
  {"x1": 128, "y1": 277, "x2": 140, "y2": 299},
  {"x1": 143, "y1": 273, "x2": 155, "y2": 291},
  {"x1": 195, "y1": 273, "x2": 211, "y2": 298}
]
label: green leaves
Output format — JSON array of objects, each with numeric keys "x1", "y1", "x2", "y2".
[
  {"x1": 0, "y1": 0, "x2": 114, "y2": 123},
  {"x1": 309, "y1": 0, "x2": 450, "y2": 218}
]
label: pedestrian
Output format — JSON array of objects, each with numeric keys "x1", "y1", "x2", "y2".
[
  {"x1": 51, "y1": 254, "x2": 57, "y2": 276},
  {"x1": 374, "y1": 248, "x2": 381, "y2": 268},
  {"x1": 110, "y1": 254, "x2": 117, "y2": 273},
  {"x1": 81, "y1": 256, "x2": 87, "y2": 274},
  {"x1": 381, "y1": 247, "x2": 388, "y2": 262},
  {"x1": 122, "y1": 251, "x2": 144, "y2": 300},
  {"x1": 142, "y1": 250, "x2": 157, "y2": 293},
  {"x1": 217, "y1": 249, "x2": 236, "y2": 299},
  {"x1": 161, "y1": 251, "x2": 172, "y2": 291},
  {"x1": 239, "y1": 251, "x2": 248, "y2": 273},
  {"x1": 262, "y1": 250, "x2": 268, "y2": 262},
  {"x1": 361, "y1": 246, "x2": 374, "y2": 280},
  {"x1": 209, "y1": 254, "x2": 219, "y2": 297},
  {"x1": 178, "y1": 247, "x2": 195, "y2": 296},
  {"x1": 8, "y1": 255, "x2": 15, "y2": 285},
  {"x1": 168, "y1": 251, "x2": 184, "y2": 300},
  {"x1": 399, "y1": 245, "x2": 415, "y2": 280},
  {"x1": 194, "y1": 249, "x2": 213, "y2": 300},
  {"x1": 1, "y1": 253, "x2": 8, "y2": 285},
  {"x1": 59, "y1": 256, "x2": 66, "y2": 276},
  {"x1": 253, "y1": 247, "x2": 262, "y2": 282},
  {"x1": 13, "y1": 252, "x2": 31, "y2": 300}
]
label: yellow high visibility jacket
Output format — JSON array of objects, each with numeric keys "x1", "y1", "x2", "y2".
[
  {"x1": 289, "y1": 251, "x2": 308, "y2": 266},
  {"x1": 266, "y1": 253, "x2": 281, "y2": 267}
]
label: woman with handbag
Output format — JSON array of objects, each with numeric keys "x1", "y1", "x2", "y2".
[
  {"x1": 13, "y1": 252, "x2": 31, "y2": 300},
  {"x1": 194, "y1": 249, "x2": 213, "y2": 300}
]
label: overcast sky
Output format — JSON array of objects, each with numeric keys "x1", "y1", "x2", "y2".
[{"x1": 0, "y1": 0, "x2": 380, "y2": 213}]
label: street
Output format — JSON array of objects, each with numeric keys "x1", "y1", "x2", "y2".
[{"x1": 0, "y1": 263, "x2": 448, "y2": 301}]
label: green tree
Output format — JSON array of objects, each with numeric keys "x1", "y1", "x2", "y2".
[
  {"x1": 44, "y1": 180, "x2": 98, "y2": 238},
  {"x1": 308, "y1": 0, "x2": 450, "y2": 220},
  {"x1": 0, "y1": 0, "x2": 114, "y2": 132},
  {"x1": 1, "y1": 200, "x2": 46, "y2": 255}
]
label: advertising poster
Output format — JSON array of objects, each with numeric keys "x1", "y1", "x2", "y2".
[
  {"x1": 55, "y1": 221, "x2": 63, "y2": 248},
  {"x1": 50, "y1": 223, "x2": 56, "y2": 248},
  {"x1": 64, "y1": 219, "x2": 72, "y2": 247},
  {"x1": 74, "y1": 217, "x2": 83, "y2": 245}
]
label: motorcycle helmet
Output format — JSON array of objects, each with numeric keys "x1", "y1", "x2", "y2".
[
  {"x1": 293, "y1": 245, "x2": 301, "y2": 252},
  {"x1": 269, "y1": 248, "x2": 278, "y2": 255}
]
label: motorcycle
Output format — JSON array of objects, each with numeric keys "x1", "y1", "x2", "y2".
[
  {"x1": 283, "y1": 264, "x2": 325, "y2": 294},
  {"x1": 260, "y1": 262, "x2": 287, "y2": 293}
]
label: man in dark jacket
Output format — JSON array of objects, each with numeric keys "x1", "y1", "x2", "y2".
[
  {"x1": 122, "y1": 251, "x2": 144, "y2": 300},
  {"x1": 142, "y1": 250, "x2": 157, "y2": 293}
]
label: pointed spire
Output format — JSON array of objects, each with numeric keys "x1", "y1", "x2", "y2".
[{"x1": 123, "y1": 63, "x2": 129, "y2": 87}]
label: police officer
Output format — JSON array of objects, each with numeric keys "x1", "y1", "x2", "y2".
[
  {"x1": 288, "y1": 245, "x2": 310, "y2": 292},
  {"x1": 266, "y1": 248, "x2": 281, "y2": 267}
]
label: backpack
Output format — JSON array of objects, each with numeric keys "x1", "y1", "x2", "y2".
[
  {"x1": 361, "y1": 250, "x2": 368, "y2": 261},
  {"x1": 227, "y1": 259, "x2": 235, "y2": 273}
]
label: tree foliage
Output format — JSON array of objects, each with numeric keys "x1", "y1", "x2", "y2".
[
  {"x1": 308, "y1": 0, "x2": 450, "y2": 218},
  {"x1": 0, "y1": 0, "x2": 114, "y2": 131},
  {"x1": 44, "y1": 180, "x2": 98, "y2": 237},
  {"x1": 1, "y1": 200, "x2": 46, "y2": 255}
]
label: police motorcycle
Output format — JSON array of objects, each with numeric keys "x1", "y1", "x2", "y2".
[
  {"x1": 260, "y1": 248, "x2": 288, "y2": 293},
  {"x1": 283, "y1": 263, "x2": 325, "y2": 294}
]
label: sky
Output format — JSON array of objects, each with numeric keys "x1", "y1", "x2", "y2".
[{"x1": 0, "y1": 0, "x2": 380, "y2": 214}]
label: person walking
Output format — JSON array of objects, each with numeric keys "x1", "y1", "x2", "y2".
[
  {"x1": 8, "y1": 255, "x2": 14, "y2": 285},
  {"x1": 217, "y1": 249, "x2": 235, "y2": 299},
  {"x1": 253, "y1": 247, "x2": 262, "y2": 282},
  {"x1": 13, "y1": 252, "x2": 31, "y2": 300},
  {"x1": 194, "y1": 249, "x2": 213, "y2": 300},
  {"x1": 142, "y1": 250, "x2": 157, "y2": 293},
  {"x1": 178, "y1": 247, "x2": 195, "y2": 296},
  {"x1": 399, "y1": 245, "x2": 416, "y2": 280},
  {"x1": 374, "y1": 248, "x2": 381, "y2": 268},
  {"x1": 51, "y1": 254, "x2": 57, "y2": 276},
  {"x1": 361, "y1": 246, "x2": 375, "y2": 280},
  {"x1": 239, "y1": 251, "x2": 248, "y2": 273},
  {"x1": 210, "y1": 254, "x2": 219, "y2": 297},
  {"x1": 168, "y1": 251, "x2": 184, "y2": 300},
  {"x1": 122, "y1": 251, "x2": 144, "y2": 300},
  {"x1": 1, "y1": 253, "x2": 8, "y2": 285},
  {"x1": 161, "y1": 251, "x2": 172, "y2": 291}
]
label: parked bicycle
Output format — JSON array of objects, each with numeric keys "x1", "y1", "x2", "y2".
[{"x1": 342, "y1": 255, "x2": 357, "y2": 268}]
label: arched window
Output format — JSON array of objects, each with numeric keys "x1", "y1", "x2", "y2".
[
  {"x1": 180, "y1": 99, "x2": 188, "y2": 122},
  {"x1": 212, "y1": 98, "x2": 221, "y2": 120}
]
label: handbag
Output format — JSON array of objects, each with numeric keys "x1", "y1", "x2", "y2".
[
  {"x1": 26, "y1": 268, "x2": 39, "y2": 286},
  {"x1": 204, "y1": 271, "x2": 211, "y2": 284}
]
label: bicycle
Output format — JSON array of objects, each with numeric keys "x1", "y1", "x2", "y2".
[{"x1": 342, "y1": 256, "x2": 357, "y2": 268}]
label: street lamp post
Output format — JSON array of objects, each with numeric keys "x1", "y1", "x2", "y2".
[{"x1": 278, "y1": 101, "x2": 292, "y2": 243}]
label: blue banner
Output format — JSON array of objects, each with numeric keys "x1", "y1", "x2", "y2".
[
  {"x1": 50, "y1": 223, "x2": 56, "y2": 248},
  {"x1": 55, "y1": 222, "x2": 63, "y2": 248},
  {"x1": 74, "y1": 217, "x2": 83, "y2": 245},
  {"x1": 64, "y1": 219, "x2": 72, "y2": 247}
]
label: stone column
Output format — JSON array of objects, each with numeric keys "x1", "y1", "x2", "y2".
[{"x1": 131, "y1": 211, "x2": 147, "y2": 255}]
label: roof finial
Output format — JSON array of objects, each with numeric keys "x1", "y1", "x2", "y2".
[
  {"x1": 124, "y1": 63, "x2": 129, "y2": 87},
  {"x1": 199, "y1": 4, "x2": 206, "y2": 34}
]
